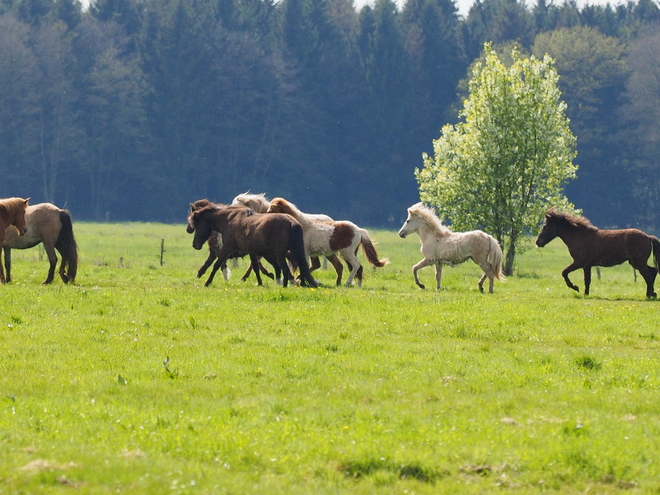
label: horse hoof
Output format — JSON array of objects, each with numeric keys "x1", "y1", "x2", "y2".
[{"x1": 417, "y1": 283, "x2": 425, "y2": 290}]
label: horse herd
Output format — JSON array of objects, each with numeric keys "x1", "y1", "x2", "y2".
[{"x1": 2, "y1": 195, "x2": 660, "y2": 298}]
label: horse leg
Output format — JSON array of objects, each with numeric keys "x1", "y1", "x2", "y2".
[
  {"x1": 326, "y1": 254, "x2": 343, "y2": 285},
  {"x1": 42, "y1": 244, "x2": 59, "y2": 284},
  {"x1": 561, "y1": 262, "x2": 582, "y2": 292},
  {"x1": 435, "y1": 262, "x2": 443, "y2": 290},
  {"x1": 197, "y1": 252, "x2": 216, "y2": 278},
  {"x1": 3, "y1": 247, "x2": 11, "y2": 283},
  {"x1": 250, "y1": 255, "x2": 264, "y2": 286},
  {"x1": 342, "y1": 250, "x2": 362, "y2": 286},
  {"x1": 276, "y1": 254, "x2": 290, "y2": 288},
  {"x1": 583, "y1": 266, "x2": 592, "y2": 295},
  {"x1": 633, "y1": 262, "x2": 657, "y2": 298},
  {"x1": 0, "y1": 248, "x2": 4, "y2": 284},
  {"x1": 410, "y1": 258, "x2": 432, "y2": 289},
  {"x1": 205, "y1": 258, "x2": 226, "y2": 286},
  {"x1": 258, "y1": 259, "x2": 274, "y2": 280},
  {"x1": 478, "y1": 273, "x2": 487, "y2": 293}
]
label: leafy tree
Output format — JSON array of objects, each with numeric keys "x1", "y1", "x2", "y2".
[{"x1": 416, "y1": 44, "x2": 578, "y2": 275}]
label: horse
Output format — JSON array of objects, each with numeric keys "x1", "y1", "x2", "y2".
[
  {"x1": 267, "y1": 198, "x2": 389, "y2": 287},
  {"x1": 0, "y1": 197, "x2": 29, "y2": 284},
  {"x1": 189, "y1": 199, "x2": 274, "y2": 286},
  {"x1": 187, "y1": 204, "x2": 318, "y2": 288},
  {"x1": 535, "y1": 207, "x2": 660, "y2": 297},
  {"x1": 232, "y1": 193, "x2": 346, "y2": 284},
  {"x1": 398, "y1": 203, "x2": 504, "y2": 293},
  {"x1": 3, "y1": 202, "x2": 78, "y2": 285}
]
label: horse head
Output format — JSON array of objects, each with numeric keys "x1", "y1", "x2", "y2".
[
  {"x1": 6, "y1": 197, "x2": 29, "y2": 236},
  {"x1": 535, "y1": 208, "x2": 558, "y2": 247},
  {"x1": 190, "y1": 211, "x2": 215, "y2": 250}
]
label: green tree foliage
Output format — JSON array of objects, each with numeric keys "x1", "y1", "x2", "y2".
[{"x1": 416, "y1": 44, "x2": 577, "y2": 275}]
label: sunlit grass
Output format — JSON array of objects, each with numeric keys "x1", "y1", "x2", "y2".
[{"x1": 1, "y1": 222, "x2": 659, "y2": 493}]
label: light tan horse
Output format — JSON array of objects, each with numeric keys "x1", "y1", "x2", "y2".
[
  {"x1": 3, "y1": 202, "x2": 78, "y2": 284},
  {"x1": 398, "y1": 203, "x2": 504, "y2": 293},
  {"x1": 0, "y1": 197, "x2": 29, "y2": 284},
  {"x1": 267, "y1": 198, "x2": 389, "y2": 287}
]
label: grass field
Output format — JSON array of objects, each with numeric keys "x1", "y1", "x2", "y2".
[{"x1": 1, "y1": 222, "x2": 660, "y2": 494}]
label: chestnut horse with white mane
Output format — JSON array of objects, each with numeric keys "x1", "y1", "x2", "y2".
[
  {"x1": 398, "y1": 202, "x2": 504, "y2": 293},
  {"x1": 0, "y1": 197, "x2": 29, "y2": 284},
  {"x1": 232, "y1": 192, "x2": 348, "y2": 284},
  {"x1": 267, "y1": 197, "x2": 389, "y2": 287}
]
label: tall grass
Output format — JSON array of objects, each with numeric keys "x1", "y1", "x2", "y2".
[{"x1": 1, "y1": 222, "x2": 659, "y2": 493}]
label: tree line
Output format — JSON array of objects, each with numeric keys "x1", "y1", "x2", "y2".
[{"x1": 1, "y1": 0, "x2": 659, "y2": 228}]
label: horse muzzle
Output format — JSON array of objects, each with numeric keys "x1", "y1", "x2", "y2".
[{"x1": 19, "y1": 226, "x2": 28, "y2": 236}]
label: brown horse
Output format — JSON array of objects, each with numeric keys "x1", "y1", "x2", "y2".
[
  {"x1": 0, "y1": 197, "x2": 29, "y2": 284},
  {"x1": 187, "y1": 204, "x2": 318, "y2": 288},
  {"x1": 189, "y1": 200, "x2": 274, "y2": 286},
  {"x1": 536, "y1": 207, "x2": 660, "y2": 297},
  {"x1": 3, "y1": 203, "x2": 78, "y2": 284}
]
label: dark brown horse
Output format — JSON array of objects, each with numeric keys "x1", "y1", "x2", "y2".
[
  {"x1": 536, "y1": 207, "x2": 660, "y2": 297},
  {"x1": 3, "y1": 203, "x2": 78, "y2": 284},
  {"x1": 189, "y1": 200, "x2": 274, "y2": 286},
  {"x1": 187, "y1": 204, "x2": 317, "y2": 288},
  {"x1": 0, "y1": 197, "x2": 29, "y2": 284}
]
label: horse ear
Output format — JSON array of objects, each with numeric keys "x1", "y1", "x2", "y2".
[{"x1": 24, "y1": 197, "x2": 30, "y2": 205}]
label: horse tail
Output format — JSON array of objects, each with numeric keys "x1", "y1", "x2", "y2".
[
  {"x1": 651, "y1": 236, "x2": 660, "y2": 273},
  {"x1": 359, "y1": 229, "x2": 389, "y2": 268},
  {"x1": 290, "y1": 223, "x2": 318, "y2": 288},
  {"x1": 488, "y1": 235, "x2": 506, "y2": 282},
  {"x1": 55, "y1": 210, "x2": 78, "y2": 283}
]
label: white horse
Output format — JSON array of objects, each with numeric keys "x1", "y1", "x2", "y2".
[
  {"x1": 398, "y1": 202, "x2": 504, "y2": 293},
  {"x1": 267, "y1": 198, "x2": 389, "y2": 286}
]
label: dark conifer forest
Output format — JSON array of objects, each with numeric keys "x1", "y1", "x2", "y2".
[{"x1": 1, "y1": 0, "x2": 660, "y2": 228}]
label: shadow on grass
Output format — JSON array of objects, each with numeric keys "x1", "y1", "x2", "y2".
[{"x1": 338, "y1": 458, "x2": 446, "y2": 483}]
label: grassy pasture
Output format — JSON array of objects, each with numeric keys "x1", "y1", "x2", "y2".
[{"x1": 1, "y1": 222, "x2": 660, "y2": 494}]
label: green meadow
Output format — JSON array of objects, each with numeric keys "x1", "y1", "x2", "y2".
[{"x1": 1, "y1": 222, "x2": 660, "y2": 494}]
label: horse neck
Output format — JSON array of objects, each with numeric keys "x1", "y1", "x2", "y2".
[
  {"x1": 415, "y1": 219, "x2": 442, "y2": 242},
  {"x1": 555, "y1": 223, "x2": 593, "y2": 248}
]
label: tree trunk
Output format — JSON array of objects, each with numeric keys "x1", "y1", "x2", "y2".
[{"x1": 504, "y1": 238, "x2": 516, "y2": 277}]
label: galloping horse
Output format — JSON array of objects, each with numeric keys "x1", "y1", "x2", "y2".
[
  {"x1": 189, "y1": 199, "x2": 274, "y2": 286},
  {"x1": 187, "y1": 204, "x2": 318, "y2": 288},
  {"x1": 536, "y1": 207, "x2": 660, "y2": 297},
  {"x1": 398, "y1": 203, "x2": 504, "y2": 293},
  {"x1": 0, "y1": 197, "x2": 29, "y2": 284},
  {"x1": 3, "y1": 203, "x2": 78, "y2": 284},
  {"x1": 233, "y1": 193, "x2": 346, "y2": 284},
  {"x1": 267, "y1": 198, "x2": 389, "y2": 287}
]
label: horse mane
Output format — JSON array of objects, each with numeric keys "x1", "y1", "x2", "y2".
[
  {"x1": 268, "y1": 198, "x2": 310, "y2": 226},
  {"x1": 232, "y1": 192, "x2": 270, "y2": 213},
  {"x1": 546, "y1": 208, "x2": 598, "y2": 231},
  {"x1": 408, "y1": 202, "x2": 451, "y2": 236},
  {"x1": 0, "y1": 197, "x2": 28, "y2": 217}
]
